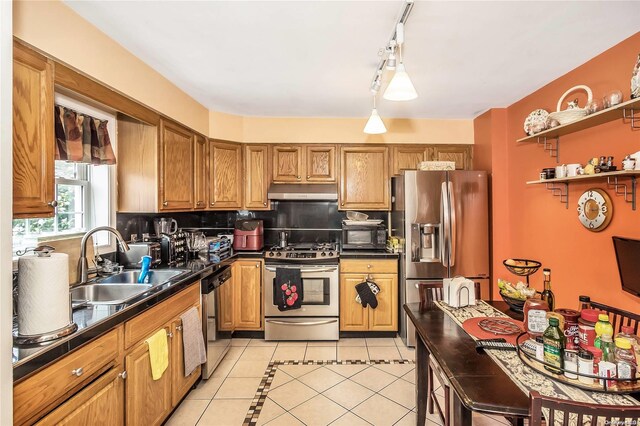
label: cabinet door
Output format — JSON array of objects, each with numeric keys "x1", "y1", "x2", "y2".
[
  {"x1": 368, "y1": 274, "x2": 398, "y2": 331},
  {"x1": 13, "y1": 42, "x2": 55, "y2": 218},
  {"x1": 431, "y1": 145, "x2": 473, "y2": 170},
  {"x1": 233, "y1": 260, "x2": 263, "y2": 330},
  {"x1": 209, "y1": 141, "x2": 243, "y2": 209},
  {"x1": 218, "y1": 272, "x2": 235, "y2": 331},
  {"x1": 171, "y1": 310, "x2": 201, "y2": 407},
  {"x1": 339, "y1": 274, "x2": 368, "y2": 331},
  {"x1": 159, "y1": 120, "x2": 194, "y2": 211},
  {"x1": 391, "y1": 145, "x2": 428, "y2": 176},
  {"x1": 125, "y1": 329, "x2": 172, "y2": 426},
  {"x1": 273, "y1": 146, "x2": 303, "y2": 182},
  {"x1": 305, "y1": 145, "x2": 336, "y2": 182},
  {"x1": 244, "y1": 145, "x2": 270, "y2": 210},
  {"x1": 193, "y1": 135, "x2": 207, "y2": 210},
  {"x1": 339, "y1": 146, "x2": 390, "y2": 210},
  {"x1": 36, "y1": 368, "x2": 124, "y2": 426}
]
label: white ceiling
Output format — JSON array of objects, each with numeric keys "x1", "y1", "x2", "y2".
[{"x1": 64, "y1": 1, "x2": 640, "y2": 119}]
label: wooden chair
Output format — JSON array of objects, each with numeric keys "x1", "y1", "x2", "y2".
[
  {"x1": 590, "y1": 300, "x2": 639, "y2": 334},
  {"x1": 529, "y1": 390, "x2": 640, "y2": 426},
  {"x1": 416, "y1": 280, "x2": 481, "y2": 426}
]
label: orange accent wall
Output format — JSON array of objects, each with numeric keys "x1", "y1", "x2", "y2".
[{"x1": 477, "y1": 32, "x2": 640, "y2": 313}]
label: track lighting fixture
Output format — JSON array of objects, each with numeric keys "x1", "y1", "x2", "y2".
[
  {"x1": 363, "y1": 95, "x2": 387, "y2": 134},
  {"x1": 363, "y1": 0, "x2": 416, "y2": 134}
]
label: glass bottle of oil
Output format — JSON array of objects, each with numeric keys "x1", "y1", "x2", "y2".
[{"x1": 541, "y1": 268, "x2": 555, "y2": 312}]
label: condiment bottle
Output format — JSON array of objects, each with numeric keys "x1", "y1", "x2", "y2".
[
  {"x1": 600, "y1": 334, "x2": 616, "y2": 363},
  {"x1": 586, "y1": 346, "x2": 602, "y2": 377},
  {"x1": 617, "y1": 326, "x2": 640, "y2": 372},
  {"x1": 543, "y1": 317, "x2": 565, "y2": 374},
  {"x1": 535, "y1": 336, "x2": 544, "y2": 362},
  {"x1": 564, "y1": 350, "x2": 578, "y2": 379},
  {"x1": 524, "y1": 298, "x2": 550, "y2": 338},
  {"x1": 614, "y1": 337, "x2": 638, "y2": 383},
  {"x1": 555, "y1": 308, "x2": 580, "y2": 350},
  {"x1": 594, "y1": 314, "x2": 613, "y2": 349},
  {"x1": 540, "y1": 268, "x2": 555, "y2": 311},
  {"x1": 577, "y1": 295, "x2": 591, "y2": 312},
  {"x1": 578, "y1": 309, "x2": 601, "y2": 349},
  {"x1": 578, "y1": 349, "x2": 594, "y2": 384}
]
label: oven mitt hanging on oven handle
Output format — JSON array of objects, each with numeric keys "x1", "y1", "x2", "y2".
[{"x1": 355, "y1": 280, "x2": 379, "y2": 309}]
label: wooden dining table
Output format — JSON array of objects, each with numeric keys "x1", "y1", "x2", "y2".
[{"x1": 404, "y1": 301, "x2": 530, "y2": 426}]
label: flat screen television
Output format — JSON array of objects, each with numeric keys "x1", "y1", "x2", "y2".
[{"x1": 612, "y1": 236, "x2": 640, "y2": 298}]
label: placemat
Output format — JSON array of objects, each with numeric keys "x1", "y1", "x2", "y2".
[{"x1": 435, "y1": 300, "x2": 639, "y2": 411}]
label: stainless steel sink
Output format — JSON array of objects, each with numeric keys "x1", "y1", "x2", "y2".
[
  {"x1": 71, "y1": 284, "x2": 153, "y2": 305},
  {"x1": 97, "y1": 269, "x2": 187, "y2": 285}
]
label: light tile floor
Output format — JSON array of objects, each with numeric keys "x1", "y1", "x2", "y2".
[{"x1": 167, "y1": 337, "x2": 512, "y2": 426}]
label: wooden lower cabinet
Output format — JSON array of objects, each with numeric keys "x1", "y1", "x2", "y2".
[
  {"x1": 125, "y1": 326, "x2": 173, "y2": 426},
  {"x1": 217, "y1": 259, "x2": 263, "y2": 331},
  {"x1": 36, "y1": 368, "x2": 125, "y2": 426},
  {"x1": 339, "y1": 259, "x2": 398, "y2": 332}
]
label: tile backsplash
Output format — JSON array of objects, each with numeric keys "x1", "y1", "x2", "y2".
[{"x1": 116, "y1": 201, "x2": 388, "y2": 247}]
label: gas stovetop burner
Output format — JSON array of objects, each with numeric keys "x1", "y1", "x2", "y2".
[{"x1": 265, "y1": 242, "x2": 339, "y2": 261}]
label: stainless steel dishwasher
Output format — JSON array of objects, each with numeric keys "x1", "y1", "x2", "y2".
[{"x1": 201, "y1": 265, "x2": 232, "y2": 379}]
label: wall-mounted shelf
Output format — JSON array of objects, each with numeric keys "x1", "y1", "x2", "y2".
[
  {"x1": 527, "y1": 171, "x2": 640, "y2": 210},
  {"x1": 517, "y1": 97, "x2": 640, "y2": 144}
]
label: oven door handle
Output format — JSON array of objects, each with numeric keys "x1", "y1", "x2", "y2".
[
  {"x1": 265, "y1": 319, "x2": 338, "y2": 326},
  {"x1": 265, "y1": 266, "x2": 338, "y2": 273}
]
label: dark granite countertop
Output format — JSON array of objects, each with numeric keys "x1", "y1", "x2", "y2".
[
  {"x1": 339, "y1": 250, "x2": 399, "y2": 259},
  {"x1": 12, "y1": 252, "x2": 240, "y2": 382}
]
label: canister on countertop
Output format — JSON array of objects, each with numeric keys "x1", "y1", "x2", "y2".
[
  {"x1": 578, "y1": 349, "x2": 595, "y2": 384},
  {"x1": 535, "y1": 336, "x2": 545, "y2": 362},
  {"x1": 578, "y1": 309, "x2": 602, "y2": 349},
  {"x1": 564, "y1": 350, "x2": 578, "y2": 379},
  {"x1": 555, "y1": 308, "x2": 580, "y2": 350}
]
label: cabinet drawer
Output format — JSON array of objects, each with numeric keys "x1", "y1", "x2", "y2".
[
  {"x1": 124, "y1": 282, "x2": 200, "y2": 349},
  {"x1": 339, "y1": 259, "x2": 397, "y2": 274},
  {"x1": 14, "y1": 328, "x2": 121, "y2": 426}
]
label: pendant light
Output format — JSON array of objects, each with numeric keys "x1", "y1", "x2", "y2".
[
  {"x1": 363, "y1": 95, "x2": 387, "y2": 134},
  {"x1": 383, "y1": 23, "x2": 418, "y2": 101}
]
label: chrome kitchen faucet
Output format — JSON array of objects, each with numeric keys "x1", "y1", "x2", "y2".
[{"x1": 77, "y1": 226, "x2": 130, "y2": 285}]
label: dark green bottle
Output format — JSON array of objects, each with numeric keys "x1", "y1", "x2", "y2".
[
  {"x1": 541, "y1": 268, "x2": 555, "y2": 311},
  {"x1": 543, "y1": 317, "x2": 565, "y2": 374}
]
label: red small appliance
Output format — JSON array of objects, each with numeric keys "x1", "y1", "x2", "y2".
[{"x1": 233, "y1": 220, "x2": 264, "y2": 251}]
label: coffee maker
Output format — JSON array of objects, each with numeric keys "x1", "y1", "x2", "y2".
[{"x1": 233, "y1": 220, "x2": 264, "y2": 251}]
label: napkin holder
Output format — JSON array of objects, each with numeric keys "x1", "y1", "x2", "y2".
[{"x1": 443, "y1": 276, "x2": 476, "y2": 308}]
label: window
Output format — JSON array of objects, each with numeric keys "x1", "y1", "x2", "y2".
[{"x1": 12, "y1": 94, "x2": 116, "y2": 255}]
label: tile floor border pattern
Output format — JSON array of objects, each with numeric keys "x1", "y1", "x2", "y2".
[{"x1": 242, "y1": 359, "x2": 415, "y2": 426}]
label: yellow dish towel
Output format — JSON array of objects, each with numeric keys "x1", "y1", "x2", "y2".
[{"x1": 145, "y1": 329, "x2": 169, "y2": 380}]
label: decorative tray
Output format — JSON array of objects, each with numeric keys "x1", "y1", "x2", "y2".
[{"x1": 515, "y1": 332, "x2": 640, "y2": 394}]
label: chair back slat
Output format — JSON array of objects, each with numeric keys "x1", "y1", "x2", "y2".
[
  {"x1": 590, "y1": 301, "x2": 639, "y2": 335},
  {"x1": 530, "y1": 391, "x2": 640, "y2": 426}
]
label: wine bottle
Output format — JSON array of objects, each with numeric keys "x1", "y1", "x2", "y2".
[{"x1": 541, "y1": 268, "x2": 555, "y2": 311}]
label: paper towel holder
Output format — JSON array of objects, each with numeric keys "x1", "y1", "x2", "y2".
[{"x1": 13, "y1": 245, "x2": 78, "y2": 345}]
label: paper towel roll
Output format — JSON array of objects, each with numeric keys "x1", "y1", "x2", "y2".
[{"x1": 18, "y1": 253, "x2": 70, "y2": 336}]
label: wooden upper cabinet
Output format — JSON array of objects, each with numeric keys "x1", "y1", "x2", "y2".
[
  {"x1": 159, "y1": 120, "x2": 194, "y2": 211},
  {"x1": 431, "y1": 145, "x2": 473, "y2": 170},
  {"x1": 209, "y1": 140, "x2": 242, "y2": 210},
  {"x1": 391, "y1": 145, "x2": 430, "y2": 176},
  {"x1": 193, "y1": 135, "x2": 207, "y2": 210},
  {"x1": 244, "y1": 144, "x2": 270, "y2": 210},
  {"x1": 13, "y1": 41, "x2": 55, "y2": 218},
  {"x1": 272, "y1": 146, "x2": 303, "y2": 182},
  {"x1": 306, "y1": 145, "x2": 336, "y2": 182},
  {"x1": 339, "y1": 146, "x2": 389, "y2": 211}
]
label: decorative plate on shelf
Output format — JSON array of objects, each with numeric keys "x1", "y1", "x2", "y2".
[{"x1": 523, "y1": 109, "x2": 549, "y2": 136}]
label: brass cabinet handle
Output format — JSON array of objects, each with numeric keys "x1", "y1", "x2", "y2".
[
  {"x1": 367, "y1": 264, "x2": 372, "y2": 269},
  {"x1": 341, "y1": 202, "x2": 344, "y2": 206},
  {"x1": 297, "y1": 176, "x2": 301, "y2": 180},
  {"x1": 71, "y1": 367, "x2": 84, "y2": 377},
  {"x1": 307, "y1": 175, "x2": 310, "y2": 179},
  {"x1": 176, "y1": 325, "x2": 183, "y2": 331},
  {"x1": 162, "y1": 201, "x2": 168, "y2": 206},
  {"x1": 48, "y1": 200, "x2": 58, "y2": 207},
  {"x1": 118, "y1": 371, "x2": 128, "y2": 380},
  {"x1": 210, "y1": 202, "x2": 215, "y2": 206},
  {"x1": 256, "y1": 263, "x2": 260, "y2": 268},
  {"x1": 167, "y1": 332, "x2": 173, "y2": 338},
  {"x1": 263, "y1": 202, "x2": 267, "y2": 206},
  {"x1": 196, "y1": 201, "x2": 202, "y2": 206}
]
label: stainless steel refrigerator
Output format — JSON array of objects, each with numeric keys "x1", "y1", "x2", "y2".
[{"x1": 391, "y1": 170, "x2": 490, "y2": 346}]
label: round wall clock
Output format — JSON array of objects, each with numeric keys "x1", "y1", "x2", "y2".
[{"x1": 577, "y1": 188, "x2": 613, "y2": 232}]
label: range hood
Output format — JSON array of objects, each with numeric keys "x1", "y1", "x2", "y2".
[{"x1": 267, "y1": 183, "x2": 338, "y2": 201}]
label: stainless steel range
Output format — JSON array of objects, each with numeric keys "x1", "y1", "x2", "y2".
[{"x1": 264, "y1": 243, "x2": 339, "y2": 341}]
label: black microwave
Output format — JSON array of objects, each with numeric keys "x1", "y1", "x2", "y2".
[{"x1": 342, "y1": 224, "x2": 387, "y2": 250}]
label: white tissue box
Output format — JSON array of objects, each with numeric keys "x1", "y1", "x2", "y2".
[{"x1": 443, "y1": 277, "x2": 476, "y2": 308}]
